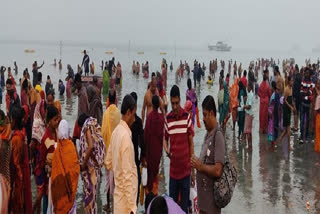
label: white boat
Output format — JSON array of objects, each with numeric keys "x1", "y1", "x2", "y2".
[{"x1": 208, "y1": 41, "x2": 232, "y2": 52}]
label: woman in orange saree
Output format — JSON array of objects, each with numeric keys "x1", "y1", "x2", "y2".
[{"x1": 51, "y1": 120, "x2": 80, "y2": 214}]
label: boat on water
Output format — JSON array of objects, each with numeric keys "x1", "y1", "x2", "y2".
[
  {"x1": 24, "y1": 49, "x2": 35, "y2": 53},
  {"x1": 208, "y1": 41, "x2": 232, "y2": 52},
  {"x1": 105, "y1": 51, "x2": 113, "y2": 54}
]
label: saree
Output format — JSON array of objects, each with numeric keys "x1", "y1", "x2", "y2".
[
  {"x1": 37, "y1": 128, "x2": 57, "y2": 214},
  {"x1": 230, "y1": 78, "x2": 239, "y2": 122},
  {"x1": 274, "y1": 92, "x2": 280, "y2": 140},
  {"x1": 87, "y1": 85, "x2": 103, "y2": 126},
  {"x1": 51, "y1": 139, "x2": 80, "y2": 214},
  {"x1": 32, "y1": 100, "x2": 46, "y2": 144},
  {"x1": 186, "y1": 89, "x2": 196, "y2": 125},
  {"x1": 268, "y1": 93, "x2": 275, "y2": 142},
  {"x1": 219, "y1": 82, "x2": 230, "y2": 125},
  {"x1": 103, "y1": 69, "x2": 110, "y2": 95},
  {"x1": 66, "y1": 79, "x2": 72, "y2": 98},
  {"x1": 79, "y1": 117, "x2": 105, "y2": 213},
  {"x1": 0, "y1": 123, "x2": 11, "y2": 214},
  {"x1": 258, "y1": 81, "x2": 271, "y2": 133},
  {"x1": 9, "y1": 130, "x2": 32, "y2": 214},
  {"x1": 101, "y1": 104, "x2": 120, "y2": 163}
]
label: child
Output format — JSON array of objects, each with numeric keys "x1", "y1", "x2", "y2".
[
  {"x1": 58, "y1": 79, "x2": 65, "y2": 96},
  {"x1": 207, "y1": 75, "x2": 213, "y2": 85}
]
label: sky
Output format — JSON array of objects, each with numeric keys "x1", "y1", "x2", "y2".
[{"x1": 1, "y1": 0, "x2": 320, "y2": 50}]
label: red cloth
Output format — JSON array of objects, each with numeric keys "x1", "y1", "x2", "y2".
[
  {"x1": 72, "y1": 121, "x2": 81, "y2": 139},
  {"x1": 258, "y1": 80, "x2": 271, "y2": 133},
  {"x1": 12, "y1": 130, "x2": 32, "y2": 214},
  {"x1": 241, "y1": 76, "x2": 248, "y2": 88},
  {"x1": 144, "y1": 109, "x2": 164, "y2": 192},
  {"x1": 165, "y1": 108, "x2": 193, "y2": 180},
  {"x1": 5, "y1": 92, "x2": 18, "y2": 113},
  {"x1": 20, "y1": 90, "x2": 29, "y2": 107},
  {"x1": 35, "y1": 129, "x2": 56, "y2": 177}
]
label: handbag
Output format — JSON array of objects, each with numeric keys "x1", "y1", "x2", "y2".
[{"x1": 210, "y1": 128, "x2": 238, "y2": 208}]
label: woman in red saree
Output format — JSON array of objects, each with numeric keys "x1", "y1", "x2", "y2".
[
  {"x1": 258, "y1": 73, "x2": 272, "y2": 133},
  {"x1": 9, "y1": 106, "x2": 32, "y2": 214},
  {"x1": 0, "y1": 110, "x2": 11, "y2": 214}
]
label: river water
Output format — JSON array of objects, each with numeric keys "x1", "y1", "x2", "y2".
[{"x1": 1, "y1": 42, "x2": 320, "y2": 213}]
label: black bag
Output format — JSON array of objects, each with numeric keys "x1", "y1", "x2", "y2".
[{"x1": 211, "y1": 128, "x2": 238, "y2": 208}]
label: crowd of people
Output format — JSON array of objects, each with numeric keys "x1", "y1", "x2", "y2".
[{"x1": 1, "y1": 51, "x2": 320, "y2": 214}]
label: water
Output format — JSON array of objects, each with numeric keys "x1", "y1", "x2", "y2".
[{"x1": 1, "y1": 42, "x2": 320, "y2": 213}]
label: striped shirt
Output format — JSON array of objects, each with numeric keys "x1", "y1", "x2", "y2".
[
  {"x1": 300, "y1": 80, "x2": 315, "y2": 105},
  {"x1": 165, "y1": 107, "x2": 194, "y2": 180}
]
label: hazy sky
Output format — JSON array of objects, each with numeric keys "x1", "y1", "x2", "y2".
[{"x1": 1, "y1": 0, "x2": 319, "y2": 50}]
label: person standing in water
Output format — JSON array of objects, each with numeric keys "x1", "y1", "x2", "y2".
[
  {"x1": 9, "y1": 106, "x2": 32, "y2": 214},
  {"x1": 0, "y1": 66, "x2": 6, "y2": 87},
  {"x1": 191, "y1": 95, "x2": 225, "y2": 214},
  {"x1": 279, "y1": 76, "x2": 295, "y2": 146},
  {"x1": 164, "y1": 85, "x2": 194, "y2": 213},
  {"x1": 106, "y1": 94, "x2": 138, "y2": 214},
  {"x1": 144, "y1": 95, "x2": 164, "y2": 196},
  {"x1": 300, "y1": 68, "x2": 314, "y2": 142},
  {"x1": 130, "y1": 92, "x2": 145, "y2": 204},
  {"x1": 13, "y1": 61, "x2": 18, "y2": 75},
  {"x1": 72, "y1": 73, "x2": 89, "y2": 142},
  {"x1": 101, "y1": 90, "x2": 120, "y2": 212},
  {"x1": 243, "y1": 82, "x2": 254, "y2": 150},
  {"x1": 258, "y1": 72, "x2": 272, "y2": 134},
  {"x1": 116, "y1": 62, "x2": 122, "y2": 86},
  {"x1": 81, "y1": 50, "x2": 90, "y2": 76},
  {"x1": 78, "y1": 113, "x2": 105, "y2": 214},
  {"x1": 58, "y1": 59, "x2": 62, "y2": 71},
  {"x1": 314, "y1": 80, "x2": 320, "y2": 152},
  {"x1": 142, "y1": 77, "x2": 159, "y2": 125},
  {"x1": 32, "y1": 61, "x2": 44, "y2": 87}
]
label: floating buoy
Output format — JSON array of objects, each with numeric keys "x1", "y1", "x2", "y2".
[{"x1": 24, "y1": 49, "x2": 35, "y2": 53}]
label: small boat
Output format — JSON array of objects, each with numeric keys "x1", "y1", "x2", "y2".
[
  {"x1": 24, "y1": 49, "x2": 35, "y2": 53},
  {"x1": 137, "y1": 51, "x2": 144, "y2": 55},
  {"x1": 105, "y1": 51, "x2": 113, "y2": 54},
  {"x1": 208, "y1": 41, "x2": 232, "y2": 52},
  {"x1": 160, "y1": 52, "x2": 167, "y2": 55}
]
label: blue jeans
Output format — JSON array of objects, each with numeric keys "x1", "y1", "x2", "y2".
[
  {"x1": 169, "y1": 176, "x2": 190, "y2": 213},
  {"x1": 300, "y1": 104, "x2": 310, "y2": 140}
]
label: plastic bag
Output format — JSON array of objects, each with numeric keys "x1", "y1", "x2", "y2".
[
  {"x1": 142, "y1": 167, "x2": 148, "y2": 187},
  {"x1": 190, "y1": 186, "x2": 199, "y2": 214}
]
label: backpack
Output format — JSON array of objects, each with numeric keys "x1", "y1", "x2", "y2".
[{"x1": 208, "y1": 128, "x2": 238, "y2": 208}]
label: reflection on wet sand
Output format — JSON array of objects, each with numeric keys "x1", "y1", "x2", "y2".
[{"x1": 23, "y1": 59, "x2": 320, "y2": 213}]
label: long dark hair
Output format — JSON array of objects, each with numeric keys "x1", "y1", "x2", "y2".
[{"x1": 238, "y1": 81, "x2": 247, "y2": 100}]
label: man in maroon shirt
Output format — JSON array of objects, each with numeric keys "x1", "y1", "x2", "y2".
[{"x1": 164, "y1": 85, "x2": 194, "y2": 213}]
